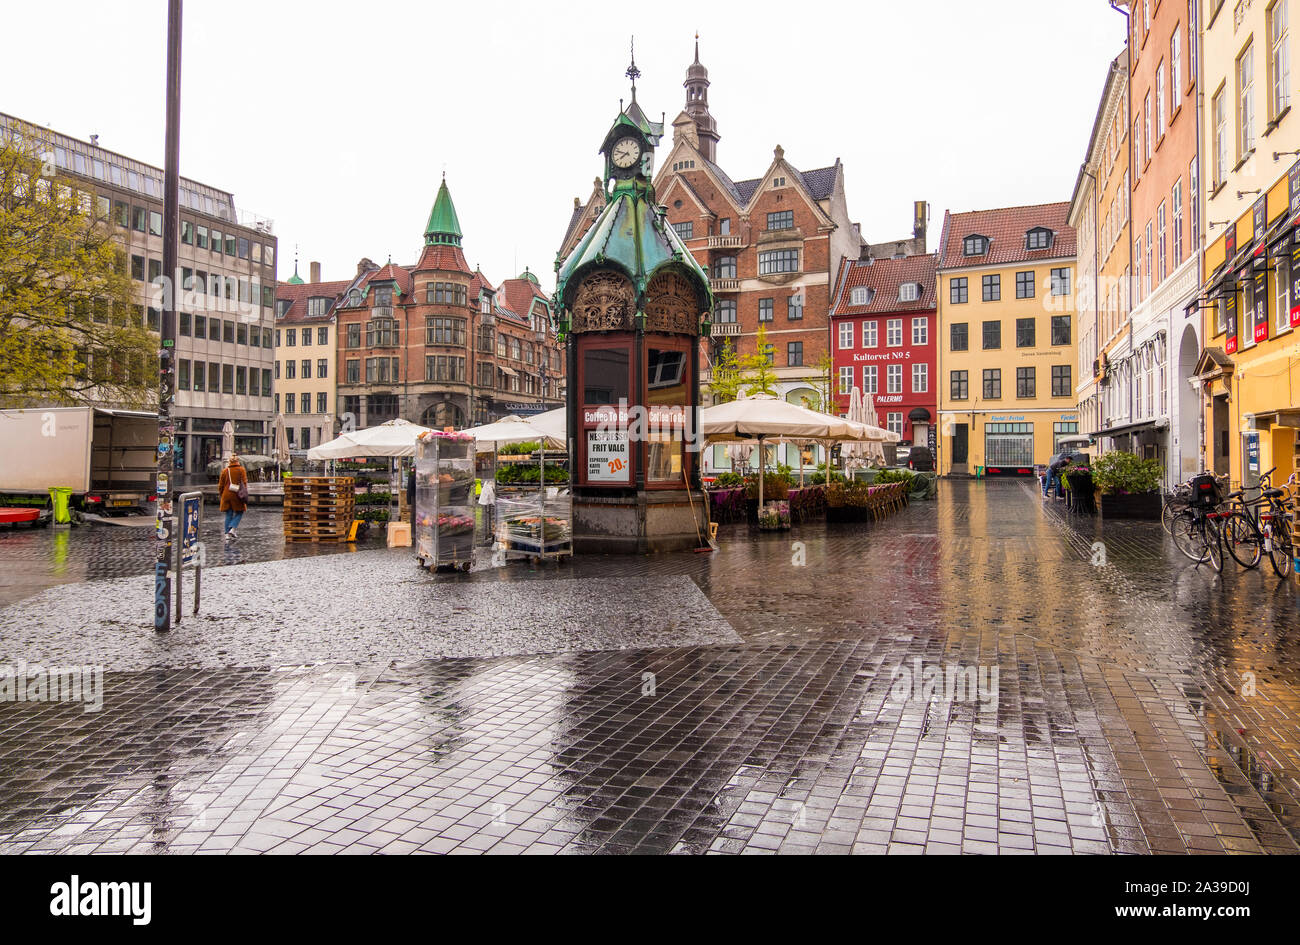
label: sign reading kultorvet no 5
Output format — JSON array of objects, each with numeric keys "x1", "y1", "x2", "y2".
[{"x1": 851, "y1": 351, "x2": 912, "y2": 363}]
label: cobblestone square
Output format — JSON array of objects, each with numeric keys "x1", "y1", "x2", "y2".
[{"x1": 1, "y1": 480, "x2": 1298, "y2": 854}]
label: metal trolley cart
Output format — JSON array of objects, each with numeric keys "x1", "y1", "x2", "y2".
[
  {"x1": 414, "y1": 431, "x2": 476, "y2": 571},
  {"x1": 495, "y1": 447, "x2": 573, "y2": 561}
]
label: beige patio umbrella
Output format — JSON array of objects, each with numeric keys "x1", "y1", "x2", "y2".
[
  {"x1": 861, "y1": 391, "x2": 889, "y2": 464},
  {"x1": 843, "y1": 386, "x2": 870, "y2": 472},
  {"x1": 701, "y1": 394, "x2": 860, "y2": 510},
  {"x1": 221, "y1": 420, "x2": 234, "y2": 461}
]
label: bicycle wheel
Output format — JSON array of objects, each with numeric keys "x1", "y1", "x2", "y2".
[
  {"x1": 1172, "y1": 510, "x2": 1208, "y2": 563},
  {"x1": 1161, "y1": 497, "x2": 1184, "y2": 535},
  {"x1": 1221, "y1": 510, "x2": 1262, "y2": 569},
  {"x1": 1268, "y1": 516, "x2": 1293, "y2": 578},
  {"x1": 1206, "y1": 516, "x2": 1224, "y2": 573}
]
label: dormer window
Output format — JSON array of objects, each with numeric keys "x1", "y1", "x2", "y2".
[
  {"x1": 849, "y1": 286, "x2": 874, "y2": 305},
  {"x1": 1025, "y1": 227, "x2": 1053, "y2": 250},
  {"x1": 347, "y1": 289, "x2": 362, "y2": 307},
  {"x1": 374, "y1": 286, "x2": 393, "y2": 307},
  {"x1": 275, "y1": 299, "x2": 291, "y2": 318},
  {"x1": 899, "y1": 283, "x2": 920, "y2": 303},
  {"x1": 306, "y1": 297, "x2": 330, "y2": 317},
  {"x1": 963, "y1": 235, "x2": 990, "y2": 256}
]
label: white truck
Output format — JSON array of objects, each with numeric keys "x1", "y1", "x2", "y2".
[{"x1": 0, "y1": 407, "x2": 157, "y2": 514}]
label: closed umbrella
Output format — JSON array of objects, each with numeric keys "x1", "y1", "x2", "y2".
[
  {"x1": 273, "y1": 414, "x2": 290, "y2": 469},
  {"x1": 843, "y1": 387, "x2": 869, "y2": 472},
  {"x1": 221, "y1": 420, "x2": 234, "y2": 462},
  {"x1": 862, "y1": 392, "x2": 889, "y2": 464}
]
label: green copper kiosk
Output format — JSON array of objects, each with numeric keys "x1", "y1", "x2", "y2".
[{"x1": 553, "y1": 64, "x2": 714, "y2": 553}]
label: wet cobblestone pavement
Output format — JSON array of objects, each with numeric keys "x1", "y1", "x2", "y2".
[{"x1": 2, "y1": 480, "x2": 1300, "y2": 854}]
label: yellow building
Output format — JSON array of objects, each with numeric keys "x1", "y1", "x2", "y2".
[
  {"x1": 273, "y1": 262, "x2": 347, "y2": 452},
  {"x1": 936, "y1": 203, "x2": 1079, "y2": 476},
  {"x1": 1195, "y1": 0, "x2": 1300, "y2": 487}
]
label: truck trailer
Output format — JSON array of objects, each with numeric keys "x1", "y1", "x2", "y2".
[{"x1": 0, "y1": 407, "x2": 157, "y2": 515}]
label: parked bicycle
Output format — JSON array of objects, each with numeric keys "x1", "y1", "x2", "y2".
[
  {"x1": 1169, "y1": 472, "x2": 1225, "y2": 572},
  {"x1": 1218, "y1": 467, "x2": 1294, "y2": 577}
]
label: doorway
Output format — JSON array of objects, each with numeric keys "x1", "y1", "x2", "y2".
[
  {"x1": 952, "y1": 423, "x2": 968, "y2": 464},
  {"x1": 1212, "y1": 395, "x2": 1230, "y2": 476}
]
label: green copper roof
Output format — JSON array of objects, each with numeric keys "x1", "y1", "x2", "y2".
[
  {"x1": 518, "y1": 268, "x2": 539, "y2": 284},
  {"x1": 286, "y1": 263, "x2": 305, "y2": 285},
  {"x1": 554, "y1": 180, "x2": 711, "y2": 315},
  {"x1": 424, "y1": 178, "x2": 463, "y2": 246}
]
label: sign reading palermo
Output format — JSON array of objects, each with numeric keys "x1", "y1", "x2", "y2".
[{"x1": 50, "y1": 876, "x2": 151, "y2": 926}]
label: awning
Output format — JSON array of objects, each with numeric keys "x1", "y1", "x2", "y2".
[
  {"x1": 1087, "y1": 418, "x2": 1165, "y2": 439},
  {"x1": 499, "y1": 365, "x2": 518, "y2": 377},
  {"x1": 908, "y1": 407, "x2": 932, "y2": 422}
]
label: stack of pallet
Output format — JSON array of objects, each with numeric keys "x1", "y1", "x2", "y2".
[{"x1": 283, "y1": 476, "x2": 355, "y2": 542}]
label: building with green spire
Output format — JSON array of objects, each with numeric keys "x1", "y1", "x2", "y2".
[{"x1": 329, "y1": 176, "x2": 565, "y2": 433}]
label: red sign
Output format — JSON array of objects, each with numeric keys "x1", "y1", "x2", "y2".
[{"x1": 1225, "y1": 290, "x2": 1238, "y2": 355}]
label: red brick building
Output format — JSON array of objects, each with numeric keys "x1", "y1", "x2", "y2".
[
  {"x1": 830, "y1": 253, "x2": 938, "y2": 446},
  {"x1": 335, "y1": 178, "x2": 563, "y2": 430}
]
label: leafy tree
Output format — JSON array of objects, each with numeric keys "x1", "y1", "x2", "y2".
[
  {"x1": 801, "y1": 351, "x2": 835, "y2": 413},
  {"x1": 708, "y1": 338, "x2": 743, "y2": 403},
  {"x1": 741, "y1": 324, "x2": 778, "y2": 396},
  {"x1": 0, "y1": 134, "x2": 153, "y2": 408}
]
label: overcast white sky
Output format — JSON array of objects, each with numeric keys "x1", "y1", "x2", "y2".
[{"x1": 4, "y1": 0, "x2": 1124, "y2": 290}]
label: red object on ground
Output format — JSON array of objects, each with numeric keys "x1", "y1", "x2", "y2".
[{"x1": 0, "y1": 508, "x2": 40, "y2": 524}]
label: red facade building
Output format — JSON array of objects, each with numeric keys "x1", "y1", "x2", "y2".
[{"x1": 829, "y1": 252, "x2": 938, "y2": 447}]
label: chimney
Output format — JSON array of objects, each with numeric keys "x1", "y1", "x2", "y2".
[
  {"x1": 310, "y1": 261, "x2": 321, "y2": 284},
  {"x1": 913, "y1": 201, "x2": 930, "y2": 251}
]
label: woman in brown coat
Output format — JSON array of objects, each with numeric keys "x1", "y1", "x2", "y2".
[{"x1": 218, "y1": 455, "x2": 248, "y2": 540}]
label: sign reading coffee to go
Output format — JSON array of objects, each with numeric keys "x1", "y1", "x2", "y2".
[{"x1": 587, "y1": 430, "x2": 630, "y2": 483}]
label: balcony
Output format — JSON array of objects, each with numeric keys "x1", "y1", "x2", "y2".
[
  {"x1": 372, "y1": 305, "x2": 393, "y2": 319},
  {"x1": 712, "y1": 322, "x2": 740, "y2": 336},
  {"x1": 711, "y1": 278, "x2": 740, "y2": 292},
  {"x1": 707, "y1": 234, "x2": 745, "y2": 249}
]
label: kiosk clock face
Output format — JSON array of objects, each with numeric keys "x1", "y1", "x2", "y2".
[{"x1": 611, "y1": 137, "x2": 641, "y2": 169}]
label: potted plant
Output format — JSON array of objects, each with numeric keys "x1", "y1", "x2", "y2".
[
  {"x1": 757, "y1": 500, "x2": 791, "y2": 531},
  {"x1": 1091, "y1": 451, "x2": 1161, "y2": 519},
  {"x1": 744, "y1": 471, "x2": 790, "y2": 522}
]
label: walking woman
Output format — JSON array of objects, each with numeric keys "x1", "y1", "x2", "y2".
[{"x1": 219, "y1": 454, "x2": 249, "y2": 540}]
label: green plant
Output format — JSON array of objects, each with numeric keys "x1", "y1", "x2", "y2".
[
  {"x1": 712, "y1": 471, "x2": 744, "y2": 488},
  {"x1": 499, "y1": 440, "x2": 540, "y2": 455},
  {"x1": 810, "y1": 462, "x2": 847, "y2": 486},
  {"x1": 874, "y1": 469, "x2": 916, "y2": 489},
  {"x1": 1091, "y1": 451, "x2": 1161, "y2": 494},
  {"x1": 744, "y1": 473, "x2": 789, "y2": 501}
]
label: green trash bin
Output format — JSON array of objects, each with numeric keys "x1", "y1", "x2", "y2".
[{"x1": 49, "y1": 487, "x2": 73, "y2": 525}]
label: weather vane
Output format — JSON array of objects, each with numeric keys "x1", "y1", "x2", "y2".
[{"x1": 626, "y1": 36, "x2": 640, "y2": 99}]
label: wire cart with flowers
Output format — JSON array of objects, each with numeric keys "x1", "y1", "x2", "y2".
[
  {"x1": 492, "y1": 447, "x2": 572, "y2": 561},
  {"x1": 414, "y1": 431, "x2": 476, "y2": 571}
]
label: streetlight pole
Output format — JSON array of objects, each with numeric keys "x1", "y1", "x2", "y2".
[{"x1": 154, "y1": 0, "x2": 183, "y2": 633}]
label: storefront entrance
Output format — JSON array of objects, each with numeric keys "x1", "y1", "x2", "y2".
[{"x1": 984, "y1": 422, "x2": 1033, "y2": 472}]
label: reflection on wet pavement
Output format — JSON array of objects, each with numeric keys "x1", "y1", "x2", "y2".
[{"x1": 1, "y1": 479, "x2": 1299, "y2": 853}]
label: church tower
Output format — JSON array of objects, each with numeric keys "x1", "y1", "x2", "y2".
[{"x1": 683, "y1": 35, "x2": 719, "y2": 162}]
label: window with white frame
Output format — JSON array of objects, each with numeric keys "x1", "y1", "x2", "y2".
[
  {"x1": 863, "y1": 364, "x2": 878, "y2": 394},
  {"x1": 1156, "y1": 61, "x2": 1166, "y2": 133},
  {"x1": 1172, "y1": 179, "x2": 1183, "y2": 266},
  {"x1": 912, "y1": 362, "x2": 928, "y2": 393},
  {"x1": 1239, "y1": 41, "x2": 1256, "y2": 158},
  {"x1": 1171, "y1": 25, "x2": 1182, "y2": 96},
  {"x1": 899, "y1": 282, "x2": 919, "y2": 302},
  {"x1": 850, "y1": 286, "x2": 872, "y2": 305},
  {"x1": 862, "y1": 320, "x2": 878, "y2": 347},
  {"x1": 1213, "y1": 85, "x2": 1228, "y2": 185},
  {"x1": 912, "y1": 316, "x2": 928, "y2": 345},
  {"x1": 886, "y1": 318, "x2": 902, "y2": 346},
  {"x1": 887, "y1": 363, "x2": 902, "y2": 394},
  {"x1": 887, "y1": 412, "x2": 903, "y2": 437},
  {"x1": 838, "y1": 321, "x2": 853, "y2": 349},
  {"x1": 838, "y1": 366, "x2": 853, "y2": 394},
  {"x1": 1271, "y1": 0, "x2": 1291, "y2": 119},
  {"x1": 1157, "y1": 201, "x2": 1167, "y2": 284}
]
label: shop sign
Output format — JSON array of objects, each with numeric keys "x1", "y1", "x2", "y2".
[
  {"x1": 1289, "y1": 159, "x2": 1300, "y2": 223},
  {"x1": 1225, "y1": 225, "x2": 1237, "y2": 261},
  {"x1": 586, "y1": 430, "x2": 630, "y2": 483},
  {"x1": 1254, "y1": 269, "x2": 1269, "y2": 343},
  {"x1": 1225, "y1": 289, "x2": 1238, "y2": 355},
  {"x1": 1292, "y1": 235, "x2": 1300, "y2": 328},
  {"x1": 1252, "y1": 195, "x2": 1269, "y2": 259}
]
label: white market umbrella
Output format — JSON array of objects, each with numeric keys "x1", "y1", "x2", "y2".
[
  {"x1": 530, "y1": 407, "x2": 567, "y2": 446},
  {"x1": 843, "y1": 387, "x2": 869, "y2": 472},
  {"x1": 725, "y1": 442, "x2": 754, "y2": 473},
  {"x1": 221, "y1": 420, "x2": 234, "y2": 461},
  {"x1": 461, "y1": 415, "x2": 564, "y2": 451},
  {"x1": 307, "y1": 417, "x2": 433, "y2": 460}
]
